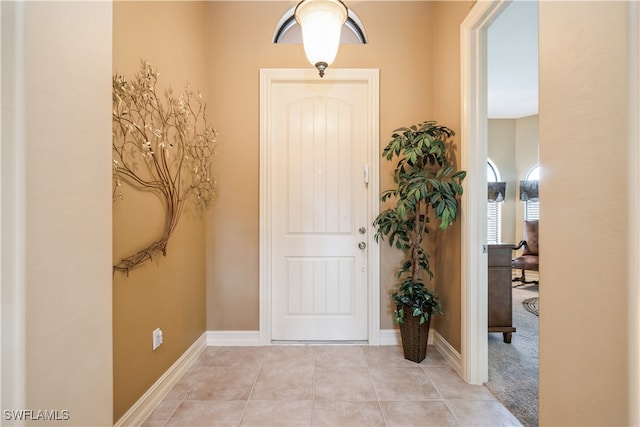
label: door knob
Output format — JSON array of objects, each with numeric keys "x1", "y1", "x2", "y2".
[
  {"x1": 358, "y1": 242, "x2": 366, "y2": 250},
  {"x1": 358, "y1": 227, "x2": 366, "y2": 234}
]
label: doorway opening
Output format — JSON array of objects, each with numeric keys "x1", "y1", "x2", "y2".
[
  {"x1": 460, "y1": 0, "x2": 539, "y2": 387},
  {"x1": 461, "y1": 2, "x2": 540, "y2": 424}
]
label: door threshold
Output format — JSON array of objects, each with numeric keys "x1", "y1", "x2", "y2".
[{"x1": 270, "y1": 340, "x2": 369, "y2": 346}]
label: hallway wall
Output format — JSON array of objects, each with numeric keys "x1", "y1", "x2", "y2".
[
  {"x1": 1, "y1": 2, "x2": 113, "y2": 425},
  {"x1": 430, "y1": 0, "x2": 476, "y2": 352},
  {"x1": 112, "y1": 2, "x2": 208, "y2": 420},
  {"x1": 538, "y1": 1, "x2": 638, "y2": 424},
  {"x1": 488, "y1": 115, "x2": 539, "y2": 244}
]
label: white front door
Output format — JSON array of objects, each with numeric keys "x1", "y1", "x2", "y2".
[{"x1": 260, "y1": 69, "x2": 379, "y2": 342}]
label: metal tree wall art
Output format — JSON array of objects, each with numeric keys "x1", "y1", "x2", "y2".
[{"x1": 112, "y1": 61, "x2": 217, "y2": 274}]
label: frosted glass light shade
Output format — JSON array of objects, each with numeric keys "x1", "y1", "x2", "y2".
[{"x1": 295, "y1": 0, "x2": 348, "y2": 77}]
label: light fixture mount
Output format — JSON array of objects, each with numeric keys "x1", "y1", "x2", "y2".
[
  {"x1": 315, "y1": 61, "x2": 328, "y2": 77},
  {"x1": 294, "y1": 0, "x2": 348, "y2": 77}
]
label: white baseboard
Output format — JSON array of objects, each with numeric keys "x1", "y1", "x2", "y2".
[
  {"x1": 204, "y1": 330, "x2": 431, "y2": 347},
  {"x1": 114, "y1": 332, "x2": 206, "y2": 427},
  {"x1": 432, "y1": 330, "x2": 463, "y2": 376},
  {"x1": 203, "y1": 330, "x2": 427, "y2": 347},
  {"x1": 206, "y1": 330, "x2": 261, "y2": 346},
  {"x1": 378, "y1": 329, "x2": 400, "y2": 345}
]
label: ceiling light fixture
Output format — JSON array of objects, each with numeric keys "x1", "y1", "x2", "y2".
[{"x1": 294, "y1": 0, "x2": 348, "y2": 78}]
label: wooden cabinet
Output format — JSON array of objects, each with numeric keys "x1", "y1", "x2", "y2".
[{"x1": 488, "y1": 244, "x2": 516, "y2": 343}]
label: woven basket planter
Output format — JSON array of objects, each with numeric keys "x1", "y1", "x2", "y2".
[{"x1": 398, "y1": 306, "x2": 432, "y2": 363}]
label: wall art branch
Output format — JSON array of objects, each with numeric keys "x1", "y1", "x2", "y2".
[{"x1": 112, "y1": 61, "x2": 217, "y2": 275}]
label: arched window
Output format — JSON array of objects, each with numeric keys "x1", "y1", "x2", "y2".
[
  {"x1": 524, "y1": 165, "x2": 540, "y2": 221},
  {"x1": 487, "y1": 160, "x2": 502, "y2": 243}
]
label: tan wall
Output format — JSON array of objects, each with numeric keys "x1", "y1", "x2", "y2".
[
  {"x1": 488, "y1": 115, "x2": 539, "y2": 244},
  {"x1": 514, "y1": 114, "x2": 539, "y2": 236},
  {"x1": 539, "y1": 1, "x2": 635, "y2": 424},
  {"x1": 488, "y1": 119, "x2": 517, "y2": 244},
  {"x1": 1, "y1": 2, "x2": 113, "y2": 426},
  {"x1": 112, "y1": 2, "x2": 208, "y2": 420},
  {"x1": 204, "y1": 1, "x2": 471, "y2": 337},
  {"x1": 430, "y1": 0, "x2": 474, "y2": 351}
]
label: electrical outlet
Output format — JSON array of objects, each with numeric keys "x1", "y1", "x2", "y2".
[{"x1": 152, "y1": 328, "x2": 163, "y2": 351}]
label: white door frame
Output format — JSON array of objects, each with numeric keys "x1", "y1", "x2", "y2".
[
  {"x1": 460, "y1": 0, "x2": 511, "y2": 384},
  {"x1": 259, "y1": 68, "x2": 380, "y2": 345}
]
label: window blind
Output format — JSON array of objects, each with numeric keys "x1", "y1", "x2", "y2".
[
  {"x1": 525, "y1": 200, "x2": 539, "y2": 221},
  {"x1": 487, "y1": 201, "x2": 501, "y2": 243}
]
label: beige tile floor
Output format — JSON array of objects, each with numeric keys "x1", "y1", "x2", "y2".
[{"x1": 142, "y1": 345, "x2": 522, "y2": 427}]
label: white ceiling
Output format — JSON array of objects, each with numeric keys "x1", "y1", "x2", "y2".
[{"x1": 487, "y1": 1, "x2": 539, "y2": 119}]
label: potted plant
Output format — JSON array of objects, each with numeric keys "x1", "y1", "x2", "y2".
[{"x1": 373, "y1": 121, "x2": 466, "y2": 363}]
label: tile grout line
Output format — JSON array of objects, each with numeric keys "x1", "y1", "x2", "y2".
[
  {"x1": 440, "y1": 397, "x2": 463, "y2": 427},
  {"x1": 156, "y1": 351, "x2": 206, "y2": 427},
  {"x1": 156, "y1": 361, "x2": 197, "y2": 427},
  {"x1": 237, "y1": 348, "x2": 267, "y2": 427},
  {"x1": 366, "y1": 350, "x2": 391, "y2": 427},
  {"x1": 310, "y1": 346, "x2": 316, "y2": 426},
  {"x1": 422, "y1": 360, "x2": 463, "y2": 426},
  {"x1": 161, "y1": 398, "x2": 184, "y2": 427}
]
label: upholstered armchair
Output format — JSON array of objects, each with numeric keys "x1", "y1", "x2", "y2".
[{"x1": 512, "y1": 220, "x2": 539, "y2": 285}]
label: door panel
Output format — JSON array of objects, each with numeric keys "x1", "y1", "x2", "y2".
[{"x1": 269, "y1": 80, "x2": 368, "y2": 341}]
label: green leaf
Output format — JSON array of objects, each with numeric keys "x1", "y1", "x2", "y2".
[
  {"x1": 452, "y1": 182, "x2": 463, "y2": 195},
  {"x1": 453, "y1": 170, "x2": 467, "y2": 180}
]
